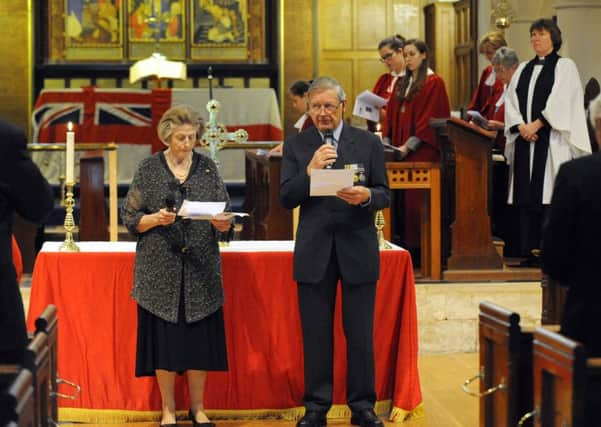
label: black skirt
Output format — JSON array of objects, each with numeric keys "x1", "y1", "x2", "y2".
[{"x1": 135, "y1": 282, "x2": 228, "y2": 377}]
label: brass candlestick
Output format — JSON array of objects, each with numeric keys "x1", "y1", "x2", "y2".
[
  {"x1": 375, "y1": 210, "x2": 391, "y2": 250},
  {"x1": 59, "y1": 183, "x2": 80, "y2": 252},
  {"x1": 58, "y1": 174, "x2": 66, "y2": 207}
]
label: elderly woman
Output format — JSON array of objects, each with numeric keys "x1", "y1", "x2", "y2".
[
  {"x1": 467, "y1": 31, "x2": 507, "y2": 119},
  {"x1": 486, "y1": 47, "x2": 520, "y2": 145},
  {"x1": 121, "y1": 104, "x2": 231, "y2": 427},
  {"x1": 504, "y1": 18, "x2": 591, "y2": 263}
]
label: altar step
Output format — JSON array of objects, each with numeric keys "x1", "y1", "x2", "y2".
[{"x1": 52, "y1": 353, "x2": 477, "y2": 426}]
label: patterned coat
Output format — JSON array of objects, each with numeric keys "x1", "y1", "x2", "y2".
[{"x1": 121, "y1": 151, "x2": 230, "y2": 323}]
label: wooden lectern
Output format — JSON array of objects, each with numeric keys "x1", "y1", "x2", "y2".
[
  {"x1": 79, "y1": 153, "x2": 109, "y2": 241},
  {"x1": 241, "y1": 150, "x2": 292, "y2": 240},
  {"x1": 445, "y1": 117, "x2": 502, "y2": 271}
]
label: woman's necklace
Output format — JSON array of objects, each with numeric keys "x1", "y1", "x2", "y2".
[{"x1": 165, "y1": 151, "x2": 192, "y2": 182}]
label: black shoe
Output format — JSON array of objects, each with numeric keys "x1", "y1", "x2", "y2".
[
  {"x1": 507, "y1": 256, "x2": 541, "y2": 268},
  {"x1": 188, "y1": 409, "x2": 216, "y2": 427},
  {"x1": 159, "y1": 424, "x2": 178, "y2": 427},
  {"x1": 350, "y1": 408, "x2": 383, "y2": 427},
  {"x1": 296, "y1": 411, "x2": 327, "y2": 427}
]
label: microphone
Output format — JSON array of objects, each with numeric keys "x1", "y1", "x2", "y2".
[
  {"x1": 165, "y1": 179, "x2": 179, "y2": 213},
  {"x1": 323, "y1": 130, "x2": 335, "y2": 169},
  {"x1": 165, "y1": 194, "x2": 176, "y2": 213}
]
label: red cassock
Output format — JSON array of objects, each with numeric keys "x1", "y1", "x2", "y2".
[
  {"x1": 11, "y1": 235, "x2": 22, "y2": 284},
  {"x1": 387, "y1": 73, "x2": 450, "y2": 161},
  {"x1": 386, "y1": 73, "x2": 450, "y2": 249},
  {"x1": 370, "y1": 73, "x2": 399, "y2": 134},
  {"x1": 467, "y1": 65, "x2": 504, "y2": 120}
]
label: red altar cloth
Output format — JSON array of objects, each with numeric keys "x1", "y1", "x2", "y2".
[
  {"x1": 32, "y1": 87, "x2": 283, "y2": 153},
  {"x1": 26, "y1": 241, "x2": 421, "y2": 422}
]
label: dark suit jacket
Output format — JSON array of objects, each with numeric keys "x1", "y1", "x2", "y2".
[
  {"x1": 280, "y1": 123, "x2": 390, "y2": 285},
  {"x1": 0, "y1": 119, "x2": 53, "y2": 362},
  {"x1": 542, "y1": 152, "x2": 601, "y2": 355}
]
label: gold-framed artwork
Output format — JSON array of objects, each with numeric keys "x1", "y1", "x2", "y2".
[
  {"x1": 45, "y1": 0, "x2": 264, "y2": 63},
  {"x1": 62, "y1": 0, "x2": 123, "y2": 60},
  {"x1": 128, "y1": 0, "x2": 185, "y2": 42},
  {"x1": 190, "y1": 0, "x2": 249, "y2": 60}
]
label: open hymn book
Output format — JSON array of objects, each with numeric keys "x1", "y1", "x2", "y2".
[
  {"x1": 177, "y1": 200, "x2": 249, "y2": 220},
  {"x1": 129, "y1": 53, "x2": 187, "y2": 84}
]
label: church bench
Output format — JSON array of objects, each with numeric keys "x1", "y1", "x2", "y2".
[
  {"x1": 24, "y1": 332, "x2": 51, "y2": 427},
  {"x1": 0, "y1": 368, "x2": 35, "y2": 427},
  {"x1": 517, "y1": 327, "x2": 601, "y2": 426},
  {"x1": 33, "y1": 304, "x2": 64, "y2": 424},
  {"x1": 463, "y1": 301, "x2": 534, "y2": 426}
]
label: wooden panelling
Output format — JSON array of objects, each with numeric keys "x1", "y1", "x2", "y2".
[
  {"x1": 356, "y1": 0, "x2": 388, "y2": 51},
  {"x1": 453, "y1": 0, "x2": 477, "y2": 110},
  {"x1": 319, "y1": 59, "x2": 355, "y2": 102},
  {"x1": 316, "y1": 0, "x2": 425, "y2": 126},
  {"x1": 282, "y1": 0, "x2": 314, "y2": 136},
  {"x1": 321, "y1": 0, "x2": 353, "y2": 51},
  {"x1": 424, "y1": 2, "x2": 456, "y2": 107},
  {"x1": 0, "y1": 0, "x2": 29, "y2": 130}
]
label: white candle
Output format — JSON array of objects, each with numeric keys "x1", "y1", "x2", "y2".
[{"x1": 66, "y1": 122, "x2": 75, "y2": 183}]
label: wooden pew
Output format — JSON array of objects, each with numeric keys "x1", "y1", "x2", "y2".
[
  {"x1": 33, "y1": 304, "x2": 58, "y2": 424},
  {"x1": 24, "y1": 333, "x2": 50, "y2": 427},
  {"x1": 1, "y1": 368, "x2": 35, "y2": 427},
  {"x1": 462, "y1": 301, "x2": 533, "y2": 426},
  {"x1": 517, "y1": 327, "x2": 601, "y2": 426}
]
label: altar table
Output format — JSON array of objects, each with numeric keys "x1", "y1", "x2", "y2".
[{"x1": 26, "y1": 241, "x2": 422, "y2": 423}]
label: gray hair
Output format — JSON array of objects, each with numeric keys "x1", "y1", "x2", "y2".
[
  {"x1": 307, "y1": 77, "x2": 346, "y2": 102},
  {"x1": 157, "y1": 104, "x2": 205, "y2": 146},
  {"x1": 491, "y1": 47, "x2": 519, "y2": 69},
  {"x1": 590, "y1": 94, "x2": 601, "y2": 127}
]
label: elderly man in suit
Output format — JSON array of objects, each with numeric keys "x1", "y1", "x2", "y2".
[
  {"x1": 542, "y1": 94, "x2": 601, "y2": 421},
  {"x1": 280, "y1": 77, "x2": 390, "y2": 427},
  {"x1": 0, "y1": 118, "x2": 53, "y2": 364}
]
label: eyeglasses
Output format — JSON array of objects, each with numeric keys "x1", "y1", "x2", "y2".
[
  {"x1": 379, "y1": 51, "x2": 397, "y2": 63},
  {"x1": 309, "y1": 103, "x2": 340, "y2": 114}
]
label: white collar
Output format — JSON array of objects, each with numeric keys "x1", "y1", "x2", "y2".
[
  {"x1": 293, "y1": 113, "x2": 308, "y2": 130},
  {"x1": 485, "y1": 69, "x2": 497, "y2": 86}
]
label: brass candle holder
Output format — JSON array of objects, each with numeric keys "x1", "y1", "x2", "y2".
[
  {"x1": 59, "y1": 182, "x2": 80, "y2": 252},
  {"x1": 58, "y1": 174, "x2": 66, "y2": 207},
  {"x1": 375, "y1": 210, "x2": 392, "y2": 250}
]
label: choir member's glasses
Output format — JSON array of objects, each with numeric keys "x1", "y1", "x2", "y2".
[
  {"x1": 309, "y1": 103, "x2": 340, "y2": 113},
  {"x1": 379, "y1": 51, "x2": 397, "y2": 63}
]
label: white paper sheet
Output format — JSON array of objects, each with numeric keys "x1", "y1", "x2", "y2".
[
  {"x1": 310, "y1": 169, "x2": 355, "y2": 197},
  {"x1": 352, "y1": 90, "x2": 389, "y2": 122},
  {"x1": 467, "y1": 110, "x2": 490, "y2": 130},
  {"x1": 177, "y1": 200, "x2": 248, "y2": 220}
]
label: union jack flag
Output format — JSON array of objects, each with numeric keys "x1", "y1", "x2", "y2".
[{"x1": 32, "y1": 87, "x2": 167, "y2": 152}]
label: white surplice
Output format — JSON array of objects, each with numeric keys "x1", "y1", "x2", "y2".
[{"x1": 504, "y1": 57, "x2": 591, "y2": 204}]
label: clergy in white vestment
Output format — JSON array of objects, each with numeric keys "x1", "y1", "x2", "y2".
[{"x1": 504, "y1": 18, "x2": 591, "y2": 261}]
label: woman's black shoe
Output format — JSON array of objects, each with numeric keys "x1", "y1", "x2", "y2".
[{"x1": 189, "y1": 409, "x2": 216, "y2": 427}]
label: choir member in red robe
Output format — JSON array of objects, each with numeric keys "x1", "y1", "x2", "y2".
[
  {"x1": 386, "y1": 39, "x2": 450, "y2": 161},
  {"x1": 385, "y1": 39, "x2": 450, "y2": 255},
  {"x1": 467, "y1": 31, "x2": 506, "y2": 120},
  {"x1": 369, "y1": 35, "x2": 406, "y2": 134},
  {"x1": 271, "y1": 80, "x2": 314, "y2": 154}
]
